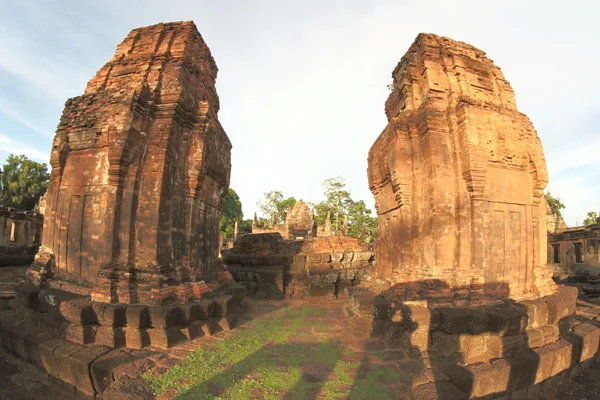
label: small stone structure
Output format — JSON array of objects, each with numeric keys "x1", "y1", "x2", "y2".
[
  {"x1": 347, "y1": 33, "x2": 599, "y2": 399},
  {"x1": 548, "y1": 223, "x2": 600, "y2": 274},
  {"x1": 223, "y1": 233, "x2": 374, "y2": 299},
  {"x1": 0, "y1": 208, "x2": 43, "y2": 266},
  {"x1": 251, "y1": 201, "x2": 347, "y2": 239}
]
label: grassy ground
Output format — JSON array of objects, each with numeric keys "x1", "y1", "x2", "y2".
[{"x1": 145, "y1": 304, "x2": 408, "y2": 400}]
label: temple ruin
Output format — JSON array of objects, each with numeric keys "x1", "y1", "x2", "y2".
[
  {"x1": 341, "y1": 33, "x2": 599, "y2": 399},
  {"x1": 367, "y1": 33, "x2": 556, "y2": 301},
  {"x1": 0, "y1": 207, "x2": 43, "y2": 266},
  {"x1": 28, "y1": 21, "x2": 232, "y2": 307},
  {"x1": 1, "y1": 23, "x2": 600, "y2": 400},
  {"x1": 223, "y1": 233, "x2": 374, "y2": 299},
  {"x1": 250, "y1": 201, "x2": 346, "y2": 239},
  {"x1": 0, "y1": 23, "x2": 246, "y2": 393}
]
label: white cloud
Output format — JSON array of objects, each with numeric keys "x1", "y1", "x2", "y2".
[
  {"x1": 0, "y1": 133, "x2": 49, "y2": 162},
  {"x1": 0, "y1": 96, "x2": 53, "y2": 137},
  {"x1": 0, "y1": 0, "x2": 598, "y2": 224}
]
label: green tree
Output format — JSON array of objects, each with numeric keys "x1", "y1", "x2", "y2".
[
  {"x1": 314, "y1": 176, "x2": 378, "y2": 242},
  {"x1": 545, "y1": 192, "x2": 566, "y2": 231},
  {"x1": 314, "y1": 176, "x2": 352, "y2": 230},
  {"x1": 239, "y1": 219, "x2": 253, "y2": 235},
  {"x1": 257, "y1": 190, "x2": 296, "y2": 224},
  {"x1": 1, "y1": 154, "x2": 49, "y2": 210},
  {"x1": 347, "y1": 199, "x2": 378, "y2": 243},
  {"x1": 219, "y1": 188, "x2": 243, "y2": 239},
  {"x1": 584, "y1": 211, "x2": 598, "y2": 226},
  {"x1": 545, "y1": 192, "x2": 565, "y2": 220}
]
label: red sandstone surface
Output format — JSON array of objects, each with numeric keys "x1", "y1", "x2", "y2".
[
  {"x1": 28, "y1": 21, "x2": 231, "y2": 306},
  {"x1": 0, "y1": 22, "x2": 596, "y2": 400},
  {"x1": 368, "y1": 33, "x2": 556, "y2": 301}
]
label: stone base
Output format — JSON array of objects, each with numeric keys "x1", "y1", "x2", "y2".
[
  {"x1": 12, "y1": 281, "x2": 247, "y2": 350},
  {"x1": 0, "y1": 308, "x2": 169, "y2": 398},
  {"x1": 228, "y1": 264, "x2": 369, "y2": 301},
  {"x1": 223, "y1": 233, "x2": 375, "y2": 300},
  {"x1": 344, "y1": 285, "x2": 600, "y2": 399}
]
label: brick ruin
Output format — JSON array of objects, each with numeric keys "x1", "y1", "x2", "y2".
[
  {"x1": 0, "y1": 24, "x2": 599, "y2": 399},
  {"x1": 6, "y1": 21, "x2": 246, "y2": 363},
  {"x1": 548, "y1": 224, "x2": 600, "y2": 275},
  {"x1": 342, "y1": 33, "x2": 598, "y2": 399},
  {"x1": 367, "y1": 33, "x2": 555, "y2": 302},
  {"x1": 547, "y1": 220, "x2": 600, "y2": 298},
  {"x1": 250, "y1": 201, "x2": 347, "y2": 239},
  {"x1": 223, "y1": 201, "x2": 374, "y2": 299},
  {"x1": 28, "y1": 21, "x2": 232, "y2": 305},
  {"x1": 0, "y1": 208, "x2": 43, "y2": 266},
  {"x1": 222, "y1": 233, "x2": 374, "y2": 299}
]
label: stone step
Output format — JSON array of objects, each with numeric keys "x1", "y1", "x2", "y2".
[{"x1": 0, "y1": 311, "x2": 166, "y2": 397}]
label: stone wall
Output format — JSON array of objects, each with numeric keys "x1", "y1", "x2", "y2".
[
  {"x1": 251, "y1": 203, "x2": 346, "y2": 240},
  {"x1": 223, "y1": 233, "x2": 374, "y2": 299},
  {"x1": 0, "y1": 208, "x2": 43, "y2": 265},
  {"x1": 548, "y1": 224, "x2": 600, "y2": 277},
  {"x1": 367, "y1": 33, "x2": 555, "y2": 301}
]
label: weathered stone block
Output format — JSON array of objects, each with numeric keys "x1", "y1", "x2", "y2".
[
  {"x1": 68, "y1": 345, "x2": 111, "y2": 396},
  {"x1": 7, "y1": 320, "x2": 35, "y2": 361},
  {"x1": 184, "y1": 300, "x2": 215, "y2": 322},
  {"x1": 91, "y1": 350, "x2": 132, "y2": 394},
  {"x1": 148, "y1": 306, "x2": 186, "y2": 329},
  {"x1": 438, "y1": 307, "x2": 490, "y2": 334},
  {"x1": 51, "y1": 342, "x2": 86, "y2": 386},
  {"x1": 550, "y1": 340, "x2": 574, "y2": 376},
  {"x1": 124, "y1": 327, "x2": 150, "y2": 349},
  {"x1": 125, "y1": 305, "x2": 150, "y2": 329},
  {"x1": 64, "y1": 322, "x2": 97, "y2": 344},
  {"x1": 547, "y1": 286, "x2": 578, "y2": 324},
  {"x1": 526, "y1": 329, "x2": 544, "y2": 348},
  {"x1": 441, "y1": 362, "x2": 505, "y2": 398},
  {"x1": 92, "y1": 303, "x2": 126, "y2": 327},
  {"x1": 521, "y1": 298, "x2": 549, "y2": 330},
  {"x1": 531, "y1": 344, "x2": 557, "y2": 385},
  {"x1": 95, "y1": 326, "x2": 125, "y2": 348},
  {"x1": 541, "y1": 325, "x2": 559, "y2": 345},
  {"x1": 23, "y1": 330, "x2": 54, "y2": 368},
  {"x1": 571, "y1": 322, "x2": 600, "y2": 362},
  {"x1": 212, "y1": 296, "x2": 233, "y2": 318},
  {"x1": 147, "y1": 326, "x2": 189, "y2": 349}
]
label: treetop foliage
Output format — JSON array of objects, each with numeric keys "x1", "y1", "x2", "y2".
[
  {"x1": 584, "y1": 211, "x2": 598, "y2": 226},
  {"x1": 219, "y1": 188, "x2": 243, "y2": 239},
  {"x1": 1, "y1": 154, "x2": 49, "y2": 210}
]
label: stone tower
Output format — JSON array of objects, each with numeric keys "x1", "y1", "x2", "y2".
[
  {"x1": 28, "y1": 21, "x2": 232, "y2": 306},
  {"x1": 368, "y1": 33, "x2": 556, "y2": 301}
]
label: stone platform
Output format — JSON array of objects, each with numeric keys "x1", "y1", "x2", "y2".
[
  {"x1": 223, "y1": 233, "x2": 374, "y2": 300},
  {"x1": 12, "y1": 281, "x2": 246, "y2": 350},
  {"x1": 343, "y1": 285, "x2": 600, "y2": 398},
  {"x1": 0, "y1": 290, "x2": 247, "y2": 398}
]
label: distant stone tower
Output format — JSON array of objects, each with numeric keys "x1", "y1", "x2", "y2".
[
  {"x1": 28, "y1": 21, "x2": 232, "y2": 306},
  {"x1": 368, "y1": 33, "x2": 556, "y2": 300}
]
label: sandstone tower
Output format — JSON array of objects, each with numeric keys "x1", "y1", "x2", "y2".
[
  {"x1": 368, "y1": 33, "x2": 556, "y2": 301},
  {"x1": 28, "y1": 21, "x2": 232, "y2": 306}
]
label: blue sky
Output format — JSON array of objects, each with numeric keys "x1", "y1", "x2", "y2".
[{"x1": 0, "y1": 0, "x2": 598, "y2": 226}]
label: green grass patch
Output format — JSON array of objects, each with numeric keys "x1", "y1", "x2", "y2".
[{"x1": 145, "y1": 305, "x2": 398, "y2": 399}]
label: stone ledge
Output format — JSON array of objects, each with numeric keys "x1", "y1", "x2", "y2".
[
  {"x1": 0, "y1": 311, "x2": 168, "y2": 397},
  {"x1": 12, "y1": 284, "x2": 247, "y2": 350},
  {"x1": 438, "y1": 321, "x2": 600, "y2": 399}
]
